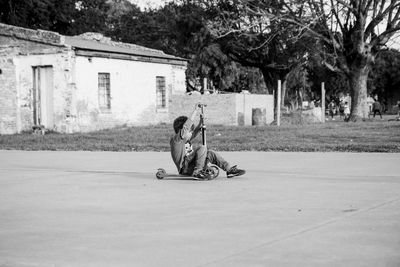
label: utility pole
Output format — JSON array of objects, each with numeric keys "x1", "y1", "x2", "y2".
[
  {"x1": 321, "y1": 82, "x2": 325, "y2": 122},
  {"x1": 277, "y1": 80, "x2": 281, "y2": 126}
]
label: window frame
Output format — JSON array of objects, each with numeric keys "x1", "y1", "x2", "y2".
[
  {"x1": 156, "y1": 76, "x2": 167, "y2": 111},
  {"x1": 98, "y1": 72, "x2": 111, "y2": 111}
]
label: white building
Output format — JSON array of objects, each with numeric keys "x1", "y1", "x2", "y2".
[{"x1": 0, "y1": 23, "x2": 187, "y2": 134}]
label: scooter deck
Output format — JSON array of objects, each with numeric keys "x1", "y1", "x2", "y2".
[{"x1": 156, "y1": 168, "x2": 219, "y2": 180}]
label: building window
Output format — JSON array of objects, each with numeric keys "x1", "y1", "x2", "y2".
[
  {"x1": 156, "y1": 76, "x2": 166, "y2": 109},
  {"x1": 98, "y1": 73, "x2": 111, "y2": 110}
]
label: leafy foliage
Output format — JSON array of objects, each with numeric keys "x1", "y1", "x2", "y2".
[
  {"x1": 369, "y1": 49, "x2": 400, "y2": 100},
  {"x1": 281, "y1": 0, "x2": 400, "y2": 119},
  {"x1": 0, "y1": 0, "x2": 399, "y2": 102},
  {"x1": 0, "y1": 0, "x2": 110, "y2": 35},
  {"x1": 203, "y1": 0, "x2": 310, "y2": 93}
]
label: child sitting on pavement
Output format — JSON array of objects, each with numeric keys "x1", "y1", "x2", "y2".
[{"x1": 170, "y1": 104, "x2": 245, "y2": 180}]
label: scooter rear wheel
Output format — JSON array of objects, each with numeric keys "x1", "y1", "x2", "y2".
[
  {"x1": 156, "y1": 168, "x2": 166, "y2": 179},
  {"x1": 205, "y1": 165, "x2": 219, "y2": 179}
]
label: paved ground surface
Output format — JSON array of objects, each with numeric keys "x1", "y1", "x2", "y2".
[{"x1": 0, "y1": 151, "x2": 399, "y2": 267}]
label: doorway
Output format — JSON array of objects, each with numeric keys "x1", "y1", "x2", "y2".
[{"x1": 32, "y1": 66, "x2": 54, "y2": 128}]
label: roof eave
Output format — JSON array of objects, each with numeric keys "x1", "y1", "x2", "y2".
[{"x1": 73, "y1": 49, "x2": 188, "y2": 66}]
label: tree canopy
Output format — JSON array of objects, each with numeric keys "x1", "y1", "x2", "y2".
[
  {"x1": 1, "y1": 0, "x2": 400, "y2": 113},
  {"x1": 279, "y1": 0, "x2": 400, "y2": 119}
]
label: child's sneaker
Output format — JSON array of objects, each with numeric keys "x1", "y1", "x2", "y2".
[
  {"x1": 192, "y1": 169, "x2": 212, "y2": 180},
  {"x1": 227, "y1": 165, "x2": 246, "y2": 178}
]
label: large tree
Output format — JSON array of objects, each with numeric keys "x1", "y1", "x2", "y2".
[
  {"x1": 280, "y1": 0, "x2": 400, "y2": 120},
  {"x1": 204, "y1": 0, "x2": 309, "y2": 94},
  {"x1": 202, "y1": 0, "x2": 400, "y2": 118}
]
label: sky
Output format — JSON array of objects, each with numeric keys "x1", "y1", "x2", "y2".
[{"x1": 387, "y1": 34, "x2": 400, "y2": 50}]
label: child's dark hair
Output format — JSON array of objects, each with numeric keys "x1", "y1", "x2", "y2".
[{"x1": 173, "y1": 116, "x2": 188, "y2": 134}]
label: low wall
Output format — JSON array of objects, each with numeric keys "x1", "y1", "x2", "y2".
[
  {"x1": 169, "y1": 93, "x2": 274, "y2": 126},
  {"x1": 236, "y1": 94, "x2": 274, "y2": 126},
  {"x1": 302, "y1": 108, "x2": 323, "y2": 123}
]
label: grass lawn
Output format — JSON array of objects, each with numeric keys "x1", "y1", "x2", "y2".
[{"x1": 1, "y1": 116, "x2": 399, "y2": 152}]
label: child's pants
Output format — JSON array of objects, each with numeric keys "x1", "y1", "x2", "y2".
[{"x1": 180, "y1": 145, "x2": 230, "y2": 175}]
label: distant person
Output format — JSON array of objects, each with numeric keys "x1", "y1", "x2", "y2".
[
  {"x1": 344, "y1": 102, "x2": 350, "y2": 121},
  {"x1": 367, "y1": 94, "x2": 375, "y2": 115},
  {"x1": 328, "y1": 100, "x2": 336, "y2": 120},
  {"x1": 398, "y1": 101, "x2": 400, "y2": 117},
  {"x1": 397, "y1": 101, "x2": 400, "y2": 120},
  {"x1": 345, "y1": 93, "x2": 351, "y2": 108},
  {"x1": 170, "y1": 104, "x2": 245, "y2": 180},
  {"x1": 388, "y1": 101, "x2": 400, "y2": 121},
  {"x1": 339, "y1": 100, "x2": 345, "y2": 119},
  {"x1": 372, "y1": 100, "x2": 382, "y2": 119}
]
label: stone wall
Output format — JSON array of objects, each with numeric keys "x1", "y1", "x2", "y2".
[
  {"x1": 169, "y1": 94, "x2": 237, "y2": 125},
  {"x1": 169, "y1": 93, "x2": 274, "y2": 126},
  {"x1": 72, "y1": 55, "x2": 187, "y2": 132},
  {"x1": 0, "y1": 30, "x2": 67, "y2": 134},
  {"x1": 0, "y1": 23, "x2": 187, "y2": 134},
  {"x1": 14, "y1": 53, "x2": 76, "y2": 133},
  {"x1": 0, "y1": 56, "x2": 17, "y2": 134},
  {"x1": 236, "y1": 93, "x2": 274, "y2": 125}
]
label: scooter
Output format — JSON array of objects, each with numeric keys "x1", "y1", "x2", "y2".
[{"x1": 156, "y1": 104, "x2": 219, "y2": 180}]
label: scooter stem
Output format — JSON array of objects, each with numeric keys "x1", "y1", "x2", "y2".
[{"x1": 200, "y1": 106, "x2": 206, "y2": 146}]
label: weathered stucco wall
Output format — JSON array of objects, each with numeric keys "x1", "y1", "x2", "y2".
[
  {"x1": 0, "y1": 31, "x2": 68, "y2": 134},
  {"x1": 13, "y1": 52, "x2": 75, "y2": 132},
  {"x1": 236, "y1": 94, "x2": 274, "y2": 126},
  {"x1": 169, "y1": 94, "x2": 237, "y2": 125},
  {"x1": 169, "y1": 93, "x2": 274, "y2": 126},
  {"x1": 0, "y1": 53, "x2": 17, "y2": 134},
  {"x1": 0, "y1": 23, "x2": 187, "y2": 134},
  {"x1": 72, "y1": 56, "x2": 187, "y2": 132}
]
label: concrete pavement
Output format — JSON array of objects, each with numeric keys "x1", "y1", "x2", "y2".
[{"x1": 0, "y1": 151, "x2": 399, "y2": 267}]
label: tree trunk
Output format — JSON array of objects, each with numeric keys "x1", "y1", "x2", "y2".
[
  {"x1": 260, "y1": 67, "x2": 291, "y2": 122},
  {"x1": 260, "y1": 68, "x2": 275, "y2": 94},
  {"x1": 348, "y1": 65, "x2": 370, "y2": 121}
]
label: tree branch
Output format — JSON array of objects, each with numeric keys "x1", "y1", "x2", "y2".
[
  {"x1": 335, "y1": 0, "x2": 358, "y2": 14},
  {"x1": 365, "y1": 0, "x2": 400, "y2": 36},
  {"x1": 330, "y1": 0, "x2": 346, "y2": 33},
  {"x1": 371, "y1": 23, "x2": 400, "y2": 46},
  {"x1": 248, "y1": 32, "x2": 278, "y2": 52}
]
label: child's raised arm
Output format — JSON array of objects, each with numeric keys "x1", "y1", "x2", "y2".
[
  {"x1": 189, "y1": 104, "x2": 200, "y2": 122},
  {"x1": 178, "y1": 104, "x2": 200, "y2": 140},
  {"x1": 190, "y1": 120, "x2": 202, "y2": 141}
]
